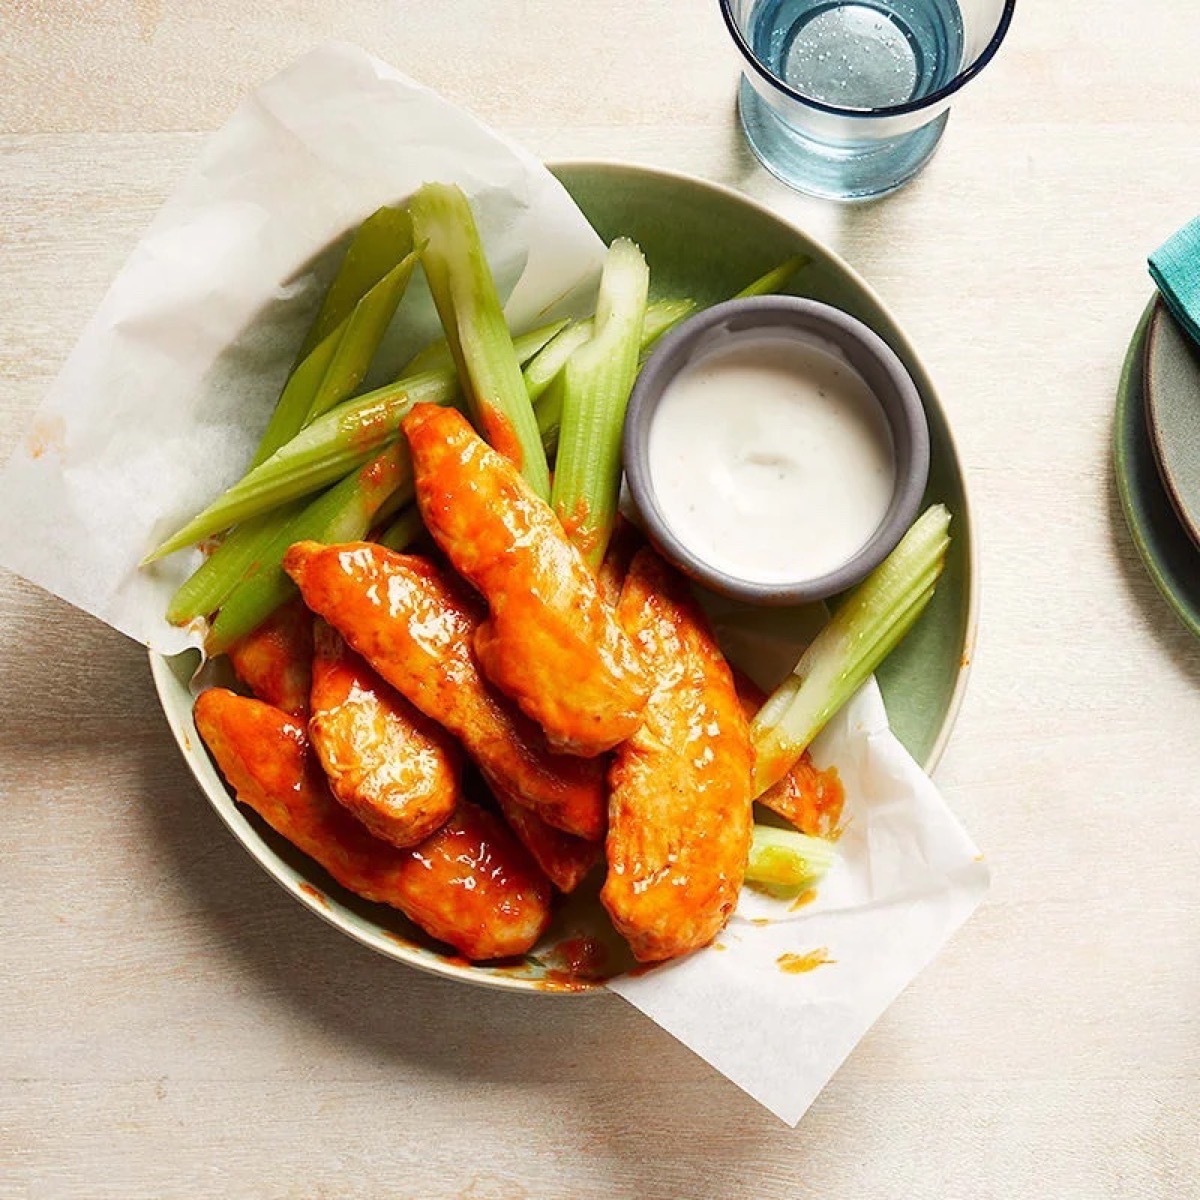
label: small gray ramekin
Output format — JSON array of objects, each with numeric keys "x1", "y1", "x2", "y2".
[{"x1": 622, "y1": 296, "x2": 930, "y2": 604}]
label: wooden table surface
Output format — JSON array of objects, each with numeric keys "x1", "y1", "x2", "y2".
[{"x1": 3, "y1": 3, "x2": 1199, "y2": 1196}]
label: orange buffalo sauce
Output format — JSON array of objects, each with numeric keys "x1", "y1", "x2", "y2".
[{"x1": 777, "y1": 948, "x2": 835, "y2": 975}]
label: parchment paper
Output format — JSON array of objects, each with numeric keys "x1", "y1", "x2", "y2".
[
  {"x1": 0, "y1": 43, "x2": 988, "y2": 1127},
  {"x1": 0, "y1": 42, "x2": 607, "y2": 655}
]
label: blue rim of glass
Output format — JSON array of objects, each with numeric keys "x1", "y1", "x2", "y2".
[{"x1": 718, "y1": 0, "x2": 1017, "y2": 121}]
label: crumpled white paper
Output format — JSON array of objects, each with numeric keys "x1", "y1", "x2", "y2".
[
  {"x1": 0, "y1": 41, "x2": 607, "y2": 655},
  {"x1": 0, "y1": 42, "x2": 988, "y2": 1127},
  {"x1": 610, "y1": 674, "x2": 988, "y2": 1125}
]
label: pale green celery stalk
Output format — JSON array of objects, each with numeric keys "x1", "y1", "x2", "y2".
[
  {"x1": 524, "y1": 298, "x2": 695, "y2": 408},
  {"x1": 734, "y1": 254, "x2": 812, "y2": 299},
  {"x1": 755, "y1": 561, "x2": 943, "y2": 726},
  {"x1": 524, "y1": 321, "x2": 589, "y2": 405},
  {"x1": 751, "y1": 505, "x2": 951, "y2": 796},
  {"x1": 533, "y1": 299, "x2": 694, "y2": 453},
  {"x1": 373, "y1": 506, "x2": 424, "y2": 552},
  {"x1": 205, "y1": 446, "x2": 411, "y2": 654},
  {"x1": 145, "y1": 373, "x2": 448, "y2": 562},
  {"x1": 168, "y1": 211, "x2": 415, "y2": 611},
  {"x1": 369, "y1": 479, "x2": 413, "y2": 529},
  {"x1": 403, "y1": 318, "x2": 567, "y2": 379},
  {"x1": 400, "y1": 336, "x2": 455, "y2": 377},
  {"x1": 165, "y1": 500, "x2": 306, "y2": 626},
  {"x1": 299, "y1": 206, "x2": 413, "y2": 360},
  {"x1": 144, "y1": 324, "x2": 556, "y2": 563},
  {"x1": 252, "y1": 248, "x2": 419, "y2": 466},
  {"x1": 639, "y1": 297, "x2": 697, "y2": 349},
  {"x1": 550, "y1": 239, "x2": 650, "y2": 567},
  {"x1": 745, "y1": 826, "x2": 837, "y2": 891},
  {"x1": 409, "y1": 182, "x2": 551, "y2": 498},
  {"x1": 300, "y1": 248, "x2": 419, "y2": 425}
]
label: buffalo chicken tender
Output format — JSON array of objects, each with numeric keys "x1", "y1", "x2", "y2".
[
  {"x1": 194, "y1": 688, "x2": 551, "y2": 960},
  {"x1": 403, "y1": 403, "x2": 650, "y2": 758},
  {"x1": 283, "y1": 541, "x2": 607, "y2": 841},
  {"x1": 225, "y1": 596, "x2": 313, "y2": 718},
  {"x1": 489, "y1": 777, "x2": 601, "y2": 894},
  {"x1": 733, "y1": 669, "x2": 845, "y2": 839},
  {"x1": 602, "y1": 549, "x2": 754, "y2": 963},
  {"x1": 308, "y1": 620, "x2": 460, "y2": 848}
]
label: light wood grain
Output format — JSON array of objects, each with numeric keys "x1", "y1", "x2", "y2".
[{"x1": 3, "y1": 2, "x2": 1200, "y2": 1197}]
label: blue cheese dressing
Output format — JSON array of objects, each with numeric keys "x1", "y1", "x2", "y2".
[{"x1": 646, "y1": 333, "x2": 896, "y2": 584}]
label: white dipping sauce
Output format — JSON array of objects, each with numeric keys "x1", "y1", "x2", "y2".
[{"x1": 646, "y1": 332, "x2": 896, "y2": 584}]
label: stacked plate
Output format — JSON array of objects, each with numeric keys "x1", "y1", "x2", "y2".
[{"x1": 1115, "y1": 299, "x2": 1200, "y2": 638}]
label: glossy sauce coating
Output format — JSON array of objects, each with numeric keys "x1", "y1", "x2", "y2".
[
  {"x1": 594, "y1": 515, "x2": 643, "y2": 608},
  {"x1": 226, "y1": 596, "x2": 313, "y2": 718},
  {"x1": 489, "y1": 777, "x2": 601, "y2": 894},
  {"x1": 733, "y1": 670, "x2": 845, "y2": 838},
  {"x1": 403, "y1": 404, "x2": 650, "y2": 757},
  {"x1": 601, "y1": 548, "x2": 754, "y2": 962},
  {"x1": 283, "y1": 541, "x2": 607, "y2": 840},
  {"x1": 193, "y1": 688, "x2": 551, "y2": 960},
  {"x1": 308, "y1": 620, "x2": 460, "y2": 848}
]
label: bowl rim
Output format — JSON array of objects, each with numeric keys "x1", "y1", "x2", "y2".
[
  {"x1": 149, "y1": 157, "x2": 979, "y2": 996},
  {"x1": 622, "y1": 294, "x2": 931, "y2": 604}
]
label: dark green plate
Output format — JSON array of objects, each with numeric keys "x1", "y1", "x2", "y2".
[
  {"x1": 152, "y1": 162, "x2": 977, "y2": 993},
  {"x1": 1114, "y1": 299, "x2": 1200, "y2": 639}
]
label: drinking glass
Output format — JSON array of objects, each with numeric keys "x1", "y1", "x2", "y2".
[{"x1": 719, "y1": 0, "x2": 1016, "y2": 200}]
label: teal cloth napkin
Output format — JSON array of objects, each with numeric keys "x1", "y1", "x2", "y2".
[{"x1": 1150, "y1": 216, "x2": 1200, "y2": 344}]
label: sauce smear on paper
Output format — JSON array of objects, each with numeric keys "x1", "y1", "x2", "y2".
[{"x1": 777, "y1": 948, "x2": 835, "y2": 974}]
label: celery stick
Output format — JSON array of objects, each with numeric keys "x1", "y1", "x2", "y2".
[
  {"x1": 168, "y1": 212, "x2": 416, "y2": 611},
  {"x1": 410, "y1": 182, "x2": 551, "y2": 497},
  {"x1": 550, "y1": 239, "x2": 650, "y2": 567},
  {"x1": 524, "y1": 321, "x2": 589, "y2": 405},
  {"x1": 300, "y1": 249, "x2": 419, "y2": 426},
  {"x1": 751, "y1": 505, "x2": 951, "y2": 796},
  {"x1": 369, "y1": 479, "x2": 412, "y2": 529},
  {"x1": 206, "y1": 446, "x2": 410, "y2": 653},
  {"x1": 403, "y1": 318, "x2": 566, "y2": 380},
  {"x1": 734, "y1": 254, "x2": 811, "y2": 300},
  {"x1": 373, "y1": 506, "x2": 425, "y2": 553},
  {"x1": 252, "y1": 249, "x2": 419, "y2": 466},
  {"x1": 639, "y1": 297, "x2": 697, "y2": 349},
  {"x1": 144, "y1": 324, "x2": 556, "y2": 563},
  {"x1": 534, "y1": 374, "x2": 567, "y2": 453},
  {"x1": 144, "y1": 377, "x2": 443, "y2": 562},
  {"x1": 524, "y1": 298, "x2": 694, "y2": 410},
  {"x1": 299, "y1": 205, "x2": 413, "y2": 359},
  {"x1": 165, "y1": 501, "x2": 306, "y2": 625},
  {"x1": 533, "y1": 299, "x2": 696, "y2": 452},
  {"x1": 400, "y1": 336, "x2": 455, "y2": 377},
  {"x1": 745, "y1": 825, "x2": 837, "y2": 891}
]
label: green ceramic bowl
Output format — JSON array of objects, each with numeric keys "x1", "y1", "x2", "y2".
[{"x1": 150, "y1": 161, "x2": 977, "y2": 995}]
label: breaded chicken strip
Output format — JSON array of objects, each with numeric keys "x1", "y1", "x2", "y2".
[
  {"x1": 403, "y1": 404, "x2": 649, "y2": 757},
  {"x1": 488, "y1": 777, "x2": 601, "y2": 894},
  {"x1": 308, "y1": 620, "x2": 459, "y2": 848},
  {"x1": 226, "y1": 596, "x2": 313, "y2": 718},
  {"x1": 602, "y1": 549, "x2": 753, "y2": 962},
  {"x1": 194, "y1": 688, "x2": 551, "y2": 960},
  {"x1": 283, "y1": 541, "x2": 606, "y2": 841}
]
